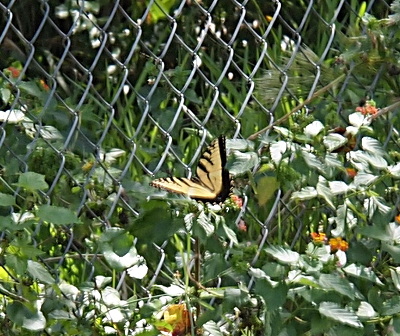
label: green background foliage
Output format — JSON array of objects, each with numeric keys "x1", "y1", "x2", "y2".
[{"x1": 0, "y1": 0, "x2": 399, "y2": 335}]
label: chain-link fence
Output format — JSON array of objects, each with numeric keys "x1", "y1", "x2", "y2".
[{"x1": 0, "y1": 0, "x2": 399, "y2": 334}]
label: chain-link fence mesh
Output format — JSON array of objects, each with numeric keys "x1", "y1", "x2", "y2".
[{"x1": 0, "y1": 0, "x2": 399, "y2": 334}]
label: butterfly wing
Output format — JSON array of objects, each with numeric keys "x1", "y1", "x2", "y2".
[{"x1": 151, "y1": 136, "x2": 231, "y2": 202}]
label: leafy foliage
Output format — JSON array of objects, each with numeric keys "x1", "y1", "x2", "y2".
[{"x1": 0, "y1": 1, "x2": 399, "y2": 335}]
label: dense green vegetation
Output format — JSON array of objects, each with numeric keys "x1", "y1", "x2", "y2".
[{"x1": 0, "y1": 0, "x2": 399, "y2": 335}]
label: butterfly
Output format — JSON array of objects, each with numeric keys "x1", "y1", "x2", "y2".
[{"x1": 151, "y1": 136, "x2": 231, "y2": 203}]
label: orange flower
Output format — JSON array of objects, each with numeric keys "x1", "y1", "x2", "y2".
[
  {"x1": 355, "y1": 103, "x2": 378, "y2": 116},
  {"x1": 6, "y1": 66, "x2": 21, "y2": 78},
  {"x1": 395, "y1": 214, "x2": 400, "y2": 224},
  {"x1": 329, "y1": 237, "x2": 349, "y2": 252},
  {"x1": 346, "y1": 168, "x2": 357, "y2": 178},
  {"x1": 230, "y1": 195, "x2": 243, "y2": 208},
  {"x1": 310, "y1": 232, "x2": 327, "y2": 244},
  {"x1": 157, "y1": 304, "x2": 191, "y2": 336}
]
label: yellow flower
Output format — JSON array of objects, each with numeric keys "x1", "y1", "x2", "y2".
[{"x1": 157, "y1": 304, "x2": 191, "y2": 336}]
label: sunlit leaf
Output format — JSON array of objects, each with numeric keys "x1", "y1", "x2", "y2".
[
  {"x1": 353, "y1": 172, "x2": 378, "y2": 187},
  {"x1": 356, "y1": 301, "x2": 377, "y2": 319},
  {"x1": 323, "y1": 133, "x2": 347, "y2": 152},
  {"x1": 390, "y1": 267, "x2": 400, "y2": 292},
  {"x1": 316, "y1": 179, "x2": 334, "y2": 209},
  {"x1": 319, "y1": 301, "x2": 362, "y2": 328},
  {"x1": 363, "y1": 196, "x2": 391, "y2": 219},
  {"x1": 361, "y1": 137, "x2": 384, "y2": 155},
  {"x1": 228, "y1": 150, "x2": 259, "y2": 175},
  {"x1": 273, "y1": 126, "x2": 293, "y2": 138},
  {"x1": 388, "y1": 162, "x2": 400, "y2": 178},
  {"x1": 329, "y1": 181, "x2": 350, "y2": 195},
  {"x1": 343, "y1": 263, "x2": 383, "y2": 285},
  {"x1": 331, "y1": 204, "x2": 357, "y2": 237},
  {"x1": 302, "y1": 149, "x2": 322, "y2": 169},
  {"x1": 197, "y1": 211, "x2": 214, "y2": 237},
  {"x1": 291, "y1": 187, "x2": 318, "y2": 200},
  {"x1": 270, "y1": 141, "x2": 288, "y2": 164},
  {"x1": 222, "y1": 222, "x2": 238, "y2": 245},
  {"x1": 304, "y1": 120, "x2": 324, "y2": 137},
  {"x1": 202, "y1": 321, "x2": 223, "y2": 336},
  {"x1": 265, "y1": 246, "x2": 300, "y2": 265},
  {"x1": 153, "y1": 284, "x2": 186, "y2": 296},
  {"x1": 103, "y1": 246, "x2": 141, "y2": 270},
  {"x1": 364, "y1": 152, "x2": 387, "y2": 169},
  {"x1": 348, "y1": 112, "x2": 371, "y2": 127}
]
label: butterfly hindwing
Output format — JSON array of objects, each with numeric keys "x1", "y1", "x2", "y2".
[{"x1": 150, "y1": 136, "x2": 230, "y2": 202}]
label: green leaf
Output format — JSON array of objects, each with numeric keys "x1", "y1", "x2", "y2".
[
  {"x1": 36, "y1": 205, "x2": 79, "y2": 225},
  {"x1": 382, "y1": 243, "x2": 400, "y2": 264},
  {"x1": 19, "y1": 81, "x2": 45, "y2": 98},
  {"x1": 0, "y1": 193, "x2": 15, "y2": 206},
  {"x1": 254, "y1": 278, "x2": 288, "y2": 311},
  {"x1": 319, "y1": 274, "x2": 356, "y2": 300},
  {"x1": 6, "y1": 301, "x2": 46, "y2": 331},
  {"x1": 103, "y1": 245, "x2": 140, "y2": 270},
  {"x1": 319, "y1": 301, "x2": 363, "y2": 328},
  {"x1": 382, "y1": 296, "x2": 400, "y2": 316},
  {"x1": 265, "y1": 246, "x2": 300, "y2": 265},
  {"x1": 0, "y1": 216, "x2": 14, "y2": 230},
  {"x1": 357, "y1": 224, "x2": 389, "y2": 241},
  {"x1": 131, "y1": 206, "x2": 184, "y2": 244},
  {"x1": 343, "y1": 264, "x2": 383, "y2": 285},
  {"x1": 15, "y1": 172, "x2": 48, "y2": 191},
  {"x1": 228, "y1": 150, "x2": 259, "y2": 175},
  {"x1": 255, "y1": 176, "x2": 280, "y2": 207},
  {"x1": 27, "y1": 260, "x2": 55, "y2": 284},
  {"x1": 1, "y1": 88, "x2": 12, "y2": 105}
]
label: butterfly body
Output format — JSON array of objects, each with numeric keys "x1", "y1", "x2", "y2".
[{"x1": 151, "y1": 136, "x2": 231, "y2": 203}]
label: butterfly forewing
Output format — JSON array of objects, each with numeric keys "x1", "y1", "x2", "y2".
[{"x1": 150, "y1": 136, "x2": 231, "y2": 202}]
